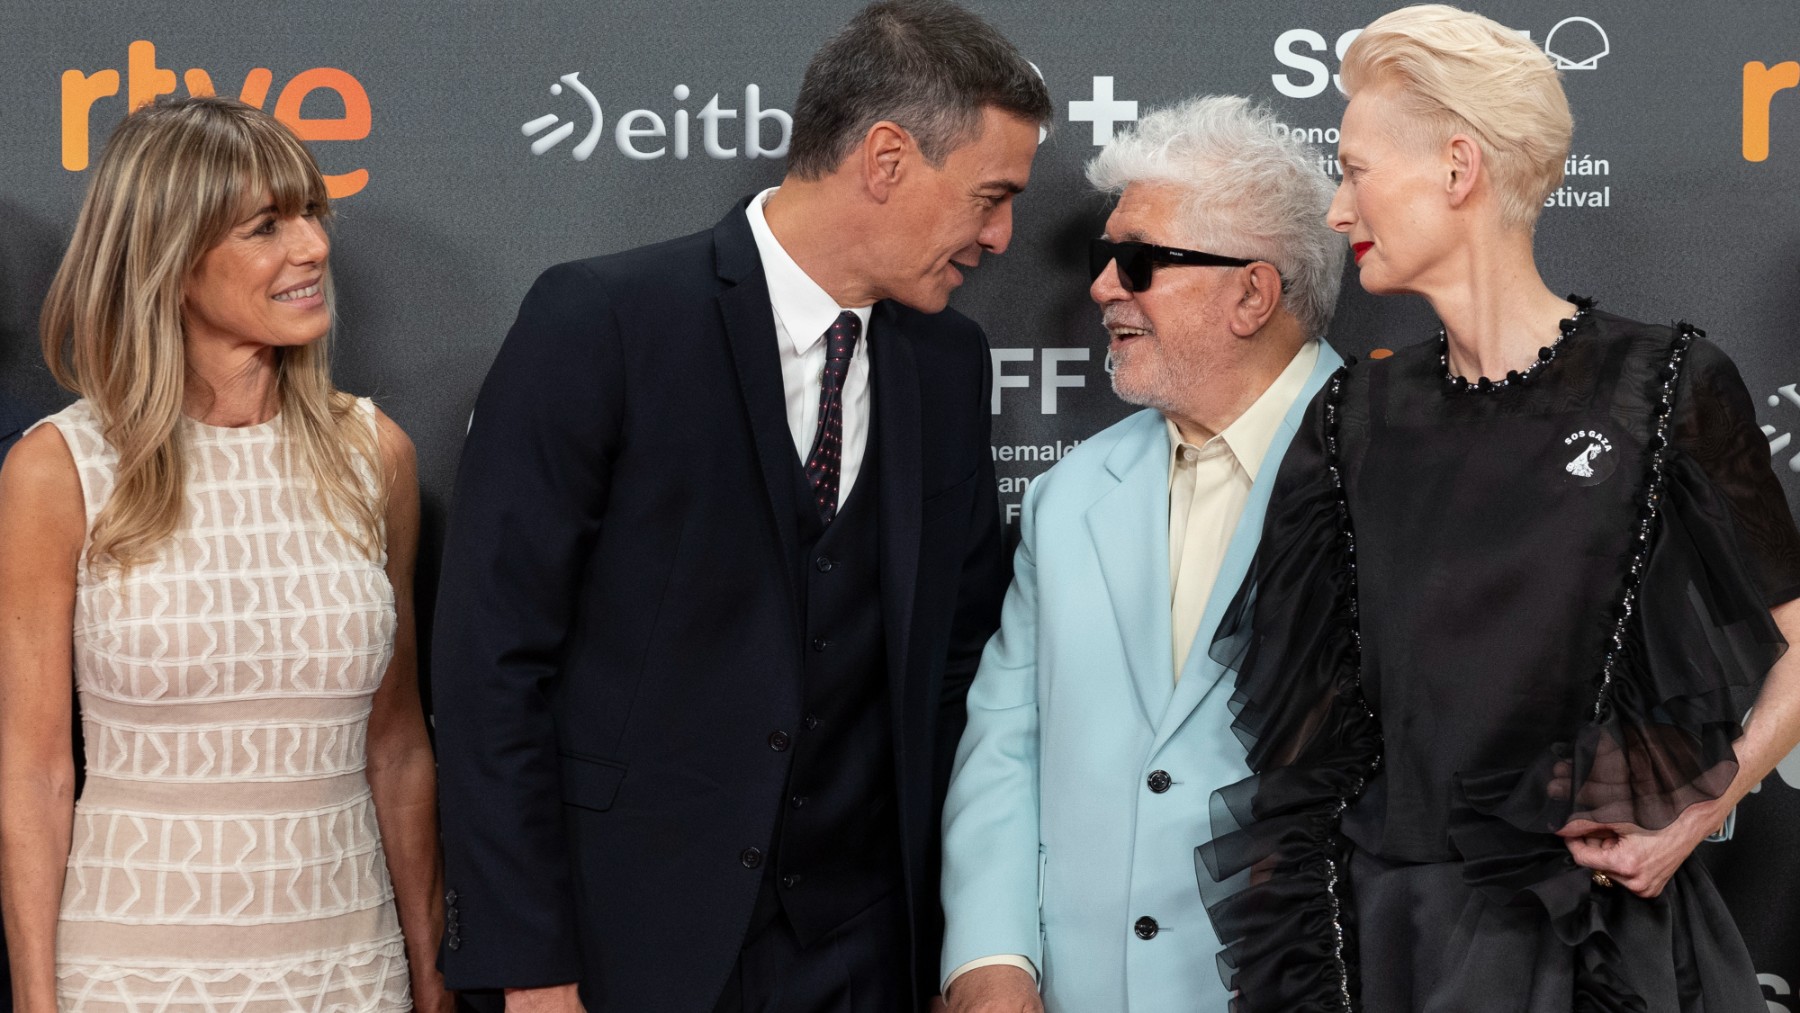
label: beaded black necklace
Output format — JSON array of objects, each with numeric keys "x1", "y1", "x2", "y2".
[{"x1": 1440, "y1": 294, "x2": 1595, "y2": 393}]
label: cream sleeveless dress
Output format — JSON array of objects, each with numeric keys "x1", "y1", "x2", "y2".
[{"x1": 37, "y1": 399, "x2": 411, "y2": 1012}]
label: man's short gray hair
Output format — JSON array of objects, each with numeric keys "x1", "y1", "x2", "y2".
[{"x1": 1086, "y1": 95, "x2": 1343, "y2": 338}]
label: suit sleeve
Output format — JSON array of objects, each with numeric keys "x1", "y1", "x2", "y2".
[
  {"x1": 431, "y1": 262, "x2": 624, "y2": 989},
  {"x1": 938, "y1": 473, "x2": 1043, "y2": 989}
]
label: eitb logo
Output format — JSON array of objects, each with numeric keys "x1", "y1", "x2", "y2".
[{"x1": 521, "y1": 72, "x2": 791, "y2": 163}]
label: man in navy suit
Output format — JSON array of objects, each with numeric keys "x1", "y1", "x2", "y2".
[{"x1": 431, "y1": 3, "x2": 1049, "y2": 1011}]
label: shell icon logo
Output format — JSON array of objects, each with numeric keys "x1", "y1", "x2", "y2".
[{"x1": 1542, "y1": 17, "x2": 1610, "y2": 71}]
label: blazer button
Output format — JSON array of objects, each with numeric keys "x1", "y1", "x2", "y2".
[
  {"x1": 790, "y1": 795, "x2": 808, "y2": 809},
  {"x1": 815, "y1": 555, "x2": 835, "y2": 572},
  {"x1": 741, "y1": 847, "x2": 764, "y2": 868},
  {"x1": 768, "y1": 730, "x2": 791, "y2": 751},
  {"x1": 811, "y1": 636, "x2": 830, "y2": 652},
  {"x1": 802, "y1": 714, "x2": 820, "y2": 730},
  {"x1": 444, "y1": 888, "x2": 458, "y2": 905},
  {"x1": 1134, "y1": 916, "x2": 1159, "y2": 940},
  {"x1": 1147, "y1": 770, "x2": 1172, "y2": 794},
  {"x1": 782, "y1": 873, "x2": 804, "y2": 889}
]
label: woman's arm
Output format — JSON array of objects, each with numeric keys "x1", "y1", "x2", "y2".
[
  {"x1": 362, "y1": 411, "x2": 451, "y2": 1012},
  {"x1": 1566, "y1": 598, "x2": 1800, "y2": 897},
  {"x1": 0, "y1": 426, "x2": 85, "y2": 1011}
]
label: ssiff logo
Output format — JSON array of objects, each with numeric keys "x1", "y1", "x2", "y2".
[
  {"x1": 62, "y1": 41, "x2": 372, "y2": 197},
  {"x1": 522, "y1": 73, "x2": 790, "y2": 162},
  {"x1": 1271, "y1": 16, "x2": 1609, "y2": 99}
]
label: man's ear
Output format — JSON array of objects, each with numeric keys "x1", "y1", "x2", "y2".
[
  {"x1": 1445, "y1": 133, "x2": 1483, "y2": 208},
  {"x1": 1230, "y1": 262, "x2": 1284, "y2": 337},
  {"x1": 862, "y1": 121, "x2": 911, "y2": 203}
]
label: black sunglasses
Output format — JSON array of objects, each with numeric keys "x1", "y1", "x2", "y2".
[{"x1": 1088, "y1": 238, "x2": 1269, "y2": 293}]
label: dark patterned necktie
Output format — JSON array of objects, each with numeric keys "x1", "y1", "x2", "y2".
[{"x1": 804, "y1": 311, "x2": 862, "y2": 523}]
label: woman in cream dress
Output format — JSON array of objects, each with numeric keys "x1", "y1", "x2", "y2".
[{"x1": 0, "y1": 97, "x2": 449, "y2": 1012}]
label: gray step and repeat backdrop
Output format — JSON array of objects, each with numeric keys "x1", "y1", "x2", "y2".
[{"x1": 2, "y1": 1, "x2": 1798, "y2": 1006}]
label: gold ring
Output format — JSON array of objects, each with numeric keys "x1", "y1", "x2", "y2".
[{"x1": 1591, "y1": 871, "x2": 1614, "y2": 888}]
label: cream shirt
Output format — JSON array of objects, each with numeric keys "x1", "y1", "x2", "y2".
[
  {"x1": 1168, "y1": 339, "x2": 1319, "y2": 678},
  {"x1": 745, "y1": 186, "x2": 874, "y2": 494},
  {"x1": 945, "y1": 339, "x2": 1320, "y2": 995}
]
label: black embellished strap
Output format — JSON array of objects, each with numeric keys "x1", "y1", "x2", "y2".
[
  {"x1": 1442, "y1": 294, "x2": 1596, "y2": 394},
  {"x1": 1319, "y1": 366, "x2": 1382, "y2": 1010},
  {"x1": 1594, "y1": 322, "x2": 1701, "y2": 720}
]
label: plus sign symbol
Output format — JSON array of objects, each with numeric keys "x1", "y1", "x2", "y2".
[{"x1": 1070, "y1": 76, "x2": 1139, "y2": 146}]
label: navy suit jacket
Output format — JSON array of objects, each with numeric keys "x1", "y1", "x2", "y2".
[{"x1": 431, "y1": 202, "x2": 1009, "y2": 1010}]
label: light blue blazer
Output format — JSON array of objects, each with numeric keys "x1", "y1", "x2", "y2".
[{"x1": 940, "y1": 344, "x2": 1341, "y2": 1012}]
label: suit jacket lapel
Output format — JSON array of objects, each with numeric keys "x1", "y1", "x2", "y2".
[
  {"x1": 1149, "y1": 343, "x2": 1344, "y2": 754},
  {"x1": 1085, "y1": 411, "x2": 1175, "y2": 728},
  {"x1": 714, "y1": 203, "x2": 802, "y2": 612},
  {"x1": 872, "y1": 301, "x2": 921, "y2": 725}
]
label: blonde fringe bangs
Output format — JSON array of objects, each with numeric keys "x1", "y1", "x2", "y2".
[{"x1": 39, "y1": 96, "x2": 386, "y2": 571}]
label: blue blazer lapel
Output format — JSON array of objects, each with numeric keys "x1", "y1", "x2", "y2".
[
  {"x1": 1084, "y1": 411, "x2": 1175, "y2": 727},
  {"x1": 1150, "y1": 343, "x2": 1344, "y2": 754}
]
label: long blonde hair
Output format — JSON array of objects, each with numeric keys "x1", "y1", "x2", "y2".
[{"x1": 40, "y1": 96, "x2": 385, "y2": 570}]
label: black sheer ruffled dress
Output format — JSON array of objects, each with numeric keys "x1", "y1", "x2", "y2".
[{"x1": 1195, "y1": 300, "x2": 1800, "y2": 1012}]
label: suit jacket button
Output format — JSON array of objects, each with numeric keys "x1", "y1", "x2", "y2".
[
  {"x1": 815, "y1": 555, "x2": 835, "y2": 572},
  {"x1": 1147, "y1": 770, "x2": 1172, "y2": 794},
  {"x1": 1134, "y1": 916, "x2": 1159, "y2": 940},
  {"x1": 445, "y1": 888, "x2": 458, "y2": 905},
  {"x1": 768, "y1": 730, "x2": 791, "y2": 751},
  {"x1": 811, "y1": 636, "x2": 830, "y2": 652},
  {"x1": 802, "y1": 714, "x2": 820, "y2": 730},
  {"x1": 447, "y1": 931, "x2": 462, "y2": 951},
  {"x1": 782, "y1": 874, "x2": 804, "y2": 889},
  {"x1": 741, "y1": 847, "x2": 764, "y2": 868}
]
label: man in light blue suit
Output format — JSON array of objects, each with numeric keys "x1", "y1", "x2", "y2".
[{"x1": 939, "y1": 96, "x2": 1346, "y2": 1013}]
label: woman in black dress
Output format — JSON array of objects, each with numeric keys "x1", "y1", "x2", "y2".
[{"x1": 1197, "y1": 5, "x2": 1800, "y2": 1011}]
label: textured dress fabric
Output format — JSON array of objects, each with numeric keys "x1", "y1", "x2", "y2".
[
  {"x1": 36, "y1": 399, "x2": 410, "y2": 1013},
  {"x1": 1196, "y1": 305, "x2": 1800, "y2": 1012}
]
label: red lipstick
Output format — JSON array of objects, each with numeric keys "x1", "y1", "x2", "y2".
[{"x1": 1352, "y1": 242, "x2": 1373, "y2": 263}]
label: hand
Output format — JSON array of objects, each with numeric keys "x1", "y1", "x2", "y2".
[
  {"x1": 505, "y1": 983, "x2": 586, "y2": 1013},
  {"x1": 1559, "y1": 800, "x2": 1724, "y2": 899},
  {"x1": 943, "y1": 965, "x2": 1042, "y2": 1013}
]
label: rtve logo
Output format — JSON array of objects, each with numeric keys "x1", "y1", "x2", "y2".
[
  {"x1": 1744, "y1": 61, "x2": 1800, "y2": 162},
  {"x1": 61, "y1": 41, "x2": 372, "y2": 198},
  {"x1": 522, "y1": 73, "x2": 791, "y2": 162}
]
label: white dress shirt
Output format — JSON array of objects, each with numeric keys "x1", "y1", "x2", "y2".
[
  {"x1": 945, "y1": 339, "x2": 1321, "y2": 995},
  {"x1": 745, "y1": 186, "x2": 874, "y2": 496}
]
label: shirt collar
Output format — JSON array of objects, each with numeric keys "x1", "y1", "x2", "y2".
[
  {"x1": 1165, "y1": 339, "x2": 1321, "y2": 481},
  {"x1": 745, "y1": 187, "x2": 872, "y2": 354}
]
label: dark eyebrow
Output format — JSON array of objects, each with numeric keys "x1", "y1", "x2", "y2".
[{"x1": 978, "y1": 180, "x2": 1026, "y2": 195}]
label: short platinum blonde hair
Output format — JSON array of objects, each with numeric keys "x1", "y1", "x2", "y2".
[
  {"x1": 1342, "y1": 4, "x2": 1573, "y2": 229},
  {"x1": 1086, "y1": 95, "x2": 1343, "y2": 339}
]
